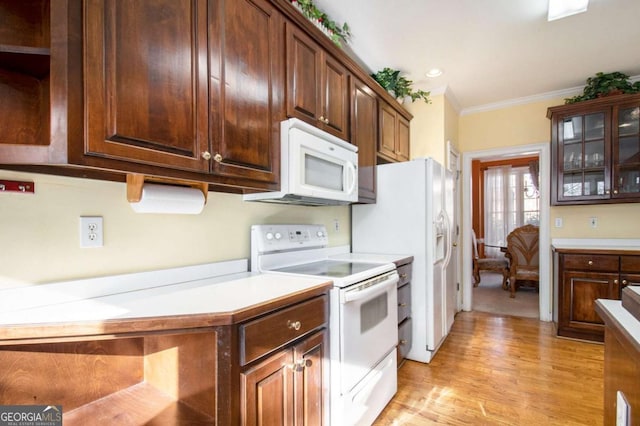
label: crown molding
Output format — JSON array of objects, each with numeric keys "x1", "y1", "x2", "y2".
[{"x1": 460, "y1": 74, "x2": 640, "y2": 116}]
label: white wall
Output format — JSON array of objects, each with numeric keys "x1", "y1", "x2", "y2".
[{"x1": 0, "y1": 170, "x2": 350, "y2": 286}]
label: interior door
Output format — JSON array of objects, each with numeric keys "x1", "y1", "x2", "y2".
[{"x1": 446, "y1": 142, "x2": 461, "y2": 316}]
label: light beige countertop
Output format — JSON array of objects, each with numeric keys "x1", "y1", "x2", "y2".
[
  {"x1": 0, "y1": 259, "x2": 332, "y2": 341},
  {"x1": 552, "y1": 238, "x2": 640, "y2": 252}
]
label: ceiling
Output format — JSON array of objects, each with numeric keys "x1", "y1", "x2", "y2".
[{"x1": 311, "y1": 0, "x2": 640, "y2": 113}]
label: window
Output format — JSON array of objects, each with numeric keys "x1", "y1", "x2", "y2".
[{"x1": 484, "y1": 165, "x2": 539, "y2": 257}]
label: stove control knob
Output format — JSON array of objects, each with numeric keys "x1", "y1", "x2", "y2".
[
  {"x1": 316, "y1": 230, "x2": 324, "y2": 238},
  {"x1": 265, "y1": 232, "x2": 274, "y2": 241},
  {"x1": 274, "y1": 232, "x2": 282, "y2": 240}
]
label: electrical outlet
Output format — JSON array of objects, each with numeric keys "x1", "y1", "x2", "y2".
[
  {"x1": 555, "y1": 217, "x2": 563, "y2": 228},
  {"x1": 333, "y1": 219, "x2": 340, "y2": 232},
  {"x1": 590, "y1": 217, "x2": 598, "y2": 228},
  {"x1": 80, "y1": 216, "x2": 103, "y2": 248}
]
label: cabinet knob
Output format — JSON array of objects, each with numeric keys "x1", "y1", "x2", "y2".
[
  {"x1": 588, "y1": 260, "x2": 593, "y2": 266},
  {"x1": 399, "y1": 339, "x2": 408, "y2": 345},
  {"x1": 614, "y1": 279, "x2": 619, "y2": 285},
  {"x1": 324, "y1": 117, "x2": 329, "y2": 124},
  {"x1": 287, "y1": 320, "x2": 302, "y2": 331},
  {"x1": 613, "y1": 189, "x2": 619, "y2": 195},
  {"x1": 288, "y1": 359, "x2": 312, "y2": 372},
  {"x1": 201, "y1": 151, "x2": 212, "y2": 160},
  {"x1": 605, "y1": 189, "x2": 610, "y2": 195},
  {"x1": 400, "y1": 273, "x2": 408, "y2": 279},
  {"x1": 399, "y1": 303, "x2": 407, "y2": 307},
  {"x1": 622, "y1": 279, "x2": 628, "y2": 286},
  {"x1": 213, "y1": 153, "x2": 223, "y2": 163}
]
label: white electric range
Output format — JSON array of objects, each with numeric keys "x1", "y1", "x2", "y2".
[{"x1": 251, "y1": 224, "x2": 399, "y2": 426}]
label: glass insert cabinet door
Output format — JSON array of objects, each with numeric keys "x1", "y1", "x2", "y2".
[
  {"x1": 613, "y1": 105, "x2": 640, "y2": 197},
  {"x1": 559, "y1": 111, "x2": 609, "y2": 200}
]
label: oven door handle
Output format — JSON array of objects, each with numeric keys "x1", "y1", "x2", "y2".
[{"x1": 341, "y1": 273, "x2": 398, "y2": 304}]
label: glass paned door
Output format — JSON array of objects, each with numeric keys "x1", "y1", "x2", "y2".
[
  {"x1": 613, "y1": 106, "x2": 640, "y2": 197},
  {"x1": 559, "y1": 112, "x2": 607, "y2": 200}
]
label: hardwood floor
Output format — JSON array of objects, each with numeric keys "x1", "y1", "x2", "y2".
[{"x1": 374, "y1": 311, "x2": 604, "y2": 425}]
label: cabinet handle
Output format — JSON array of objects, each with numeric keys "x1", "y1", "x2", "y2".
[
  {"x1": 201, "y1": 151, "x2": 212, "y2": 160},
  {"x1": 213, "y1": 153, "x2": 223, "y2": 163},
  {"x1": 287, "y1": 320, "x2": 302, "y2": 331},
  {"x1": 288, "y1": 359, "x2": 312, "y2": 372},
  {"x1": 588, "y1": 260, "x2": 593, "y2": 266},
  {"x1": 399, "y1": 303, "x2": 407, "y2": 307},
  {"x1": 399, "y1": 339, "x2": 407, "y2": 345},
  {"x1": 400, "y1": 273, "x2": 408, "y2": 279}
]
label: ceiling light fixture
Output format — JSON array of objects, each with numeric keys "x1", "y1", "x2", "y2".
[
  {"x1": 426, "y1": 68, "x2": 443, "y2": 78},
  {"x1": 548, "y1": 0, "x2": 589, "y2": 21}
]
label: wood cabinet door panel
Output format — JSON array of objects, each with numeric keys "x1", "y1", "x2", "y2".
[
  {"x1": 210, "y1": 0, "x2": 282, "y2": 184},
  {"x1": 322, "y1": 54, "x2": 349, "y2": 140},
  {"x1": 293, "y1": 331, "x2": 326, "y2": 426},
  {"x1": 350, "y1": 77, "x2": 377, "y2": 202},
  {"x1": 84, "y1": 0, "x2": 209, "y2": 172},
  {"x1": 563, "y1": 271, "x2": 619, "y2": 328},
  {"x1": 378, "y1": 100, "x2": 397, "y2": 159},
  {"x1": 397, "y1": 115, "x2": 410, "y2": 161},
  {"x1": 286, "y1": 24, "x2": 321, "y2": 123},
  {"x1": 241, "y1": 348, "x2": 294, "y2": 426}
]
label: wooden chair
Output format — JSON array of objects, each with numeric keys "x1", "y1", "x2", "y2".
[
  {"x1": 506, "y1": 224, "x2": 539, "y2": 298},
  {"x1": 472, "y1": 230, "x2": 509, "y2": 289}
]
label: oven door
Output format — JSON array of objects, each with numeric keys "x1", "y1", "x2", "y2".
[{"x1": 339, "y1": 271, "x2": 398, "y2": 393}]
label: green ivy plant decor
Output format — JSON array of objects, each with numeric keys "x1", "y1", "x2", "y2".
[
  {"x1": 289, "y1": 0, "x2": 351, "y2": 46},
  {"x1": 565, "y1": 72, "x2": 640, "y2": 104},
  {"x1": 371, "y1": 68, "x2": 431, "y2": 104}
]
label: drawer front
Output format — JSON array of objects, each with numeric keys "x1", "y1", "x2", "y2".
[
  {"x1": 562, "y1": 254, "x2": 619, "y2": 272},
  {"x1": 396, "y1": 263, "x2": 412, "y2": 287},
  {"x1": 621, "y1": 255, "x2": 640, "y2": 273},
  {"x1": 397, "y1": 318, "x2": 412, "y2": 365},
  {"x1": 240, "y1": 295, "x2": 327, "y2": 366},
  {"x1": 397, "y1": 284, "x2": 411, "y2": 324}
]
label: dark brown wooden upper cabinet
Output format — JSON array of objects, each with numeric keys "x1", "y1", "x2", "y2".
[
  {"x1": 377, "y1": 98, "x2": 410, "y2": 163},
  {"x1": 209, "y1": 0, "x2": 284, "y2": 186},
  {"x1": 84, "y1": 0, "x2": 210, "y2": 173},
  {"x1": 548, "y1": 93, "x2": 640, "y2": 205},
  {"x1": 350, "y1": 77, "x2": 378, "y2": 203},
  {"x1": 285, "y1": 23, "x2": 349, "y2": 141}
]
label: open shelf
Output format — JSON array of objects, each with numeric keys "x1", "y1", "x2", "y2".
[{"x1": 64, "y1": 382, "x2": 215, "y2": 425}]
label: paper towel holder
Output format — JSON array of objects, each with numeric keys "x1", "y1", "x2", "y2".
[{"x1": 126, "y1": 173, "x2": 209, "y2": 203}]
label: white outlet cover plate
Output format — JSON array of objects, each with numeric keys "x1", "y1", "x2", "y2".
[{"x1": 80, "y1": 216, "x2": 103, "y2": 248}]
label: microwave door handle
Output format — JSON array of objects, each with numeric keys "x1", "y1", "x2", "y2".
[
  {"x1": 346, "y1": 161, "x2": 357, "y2": 194},
  {"x1": 341, "y1": 274, "x2": 398, "y2": 304}
]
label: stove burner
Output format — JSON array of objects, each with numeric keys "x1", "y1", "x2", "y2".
[{"x1": 272, "y1": 260, "x2": 384, "y2": 278}]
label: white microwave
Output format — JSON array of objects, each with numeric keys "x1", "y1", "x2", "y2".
[{"x1": 244, "y1": 118, "x2": 358, "y2": 206}]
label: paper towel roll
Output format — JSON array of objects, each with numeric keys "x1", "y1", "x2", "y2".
[{"x1": 129, "y1": 183, "x2": 205, "y2": 214}]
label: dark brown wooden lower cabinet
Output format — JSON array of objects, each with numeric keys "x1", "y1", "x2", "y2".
[
  {"x1": 555, "y1": 250, "x2": 640, "y2": 342},
  {"x1": 241, "y1": 330, "x2": 326, "y2": 426}
]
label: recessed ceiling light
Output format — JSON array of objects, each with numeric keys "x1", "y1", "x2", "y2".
[
  {"x1": 426, "y1": 68, "x2": 443, "y2": 78},
  {"x1": 548, "y1": 0, "x2": 589, "y2": 21}
]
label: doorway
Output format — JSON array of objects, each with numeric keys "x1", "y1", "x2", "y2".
[{"x1": 461, "y1": 143, "x2": 551, "y2": 321}]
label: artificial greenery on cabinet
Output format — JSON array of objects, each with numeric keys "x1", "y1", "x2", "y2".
[
  {"x1": 565, "y1": 72, "x2": 640, "y2": 104},
  {"x1": 371, "y1": 68, "x2": 431, "y2": 104}
]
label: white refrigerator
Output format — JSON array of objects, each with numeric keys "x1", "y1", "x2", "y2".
[{"x1": 351, "y1": 157, "x2": 455, "y2": 363}]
